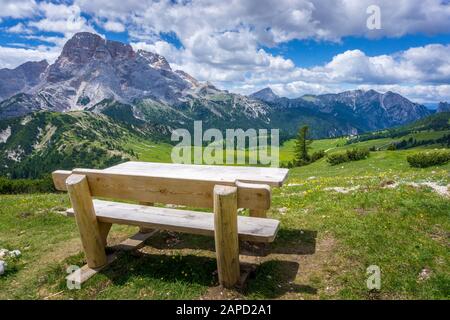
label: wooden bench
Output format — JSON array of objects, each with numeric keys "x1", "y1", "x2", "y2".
[{"x1": 52, "y1": 168, "x2": 280, "y2": 288}]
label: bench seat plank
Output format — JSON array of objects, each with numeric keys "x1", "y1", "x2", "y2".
[{"x1": 67, "y1": 200, "x2": 279, "y2": 243}]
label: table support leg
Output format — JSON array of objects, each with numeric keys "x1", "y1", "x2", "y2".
[
  {"x1": 214, "y1": 185, "x2": 240, "y2": 288},
  {"x1": 66, "y1": 174, "x2": 107, "y2": 269}
]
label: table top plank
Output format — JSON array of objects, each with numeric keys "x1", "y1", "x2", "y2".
[{"x1": 103, "y1": 161, "x2": 289, "y2": 187}]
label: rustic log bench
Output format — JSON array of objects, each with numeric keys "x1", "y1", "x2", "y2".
[{"x1": 52, "y1": 167, "x2": 283, "y2": 288}]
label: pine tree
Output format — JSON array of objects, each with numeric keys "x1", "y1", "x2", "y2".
[{"x1": 294, "y1": 125, "x2": 312, "y2": 166}]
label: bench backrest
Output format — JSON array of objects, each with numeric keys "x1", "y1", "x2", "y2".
[{"x1": 52, "y1": 168, "x2": 271, "y2": 210}]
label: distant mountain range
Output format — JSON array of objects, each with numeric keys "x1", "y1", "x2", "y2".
[
  {"x1": 0, "y1": 32, "x2": 440, "y2": 139},
  {"x1": 437, "y1": 102, "x2": 450, "y2": 113}
]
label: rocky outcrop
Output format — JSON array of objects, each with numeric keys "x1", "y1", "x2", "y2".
[{"x1": 0, "y1": 60, "x2": 48, "y2": 101}]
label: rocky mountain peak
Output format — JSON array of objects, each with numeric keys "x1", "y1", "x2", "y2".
[
  {"x1": 137, "y1": 50, "x2": 171, "y2": 71},
  {"x1": 175, "y1": 70, "x2": 200, "y2": 87},
  {"x1": 0, "y1": 60, "x2": 49, "y2": 101},
  {"x1": 437, "y1": 101, "x2": 450, "y2": 113},
  {"x1": 250, "y1": 87, "x2": 279, "y2": 102},
  {"x1": 59, "y1": 32, "x2": 134, "y2": 64}
]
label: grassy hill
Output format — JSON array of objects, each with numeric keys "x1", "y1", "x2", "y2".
[
  {"x1": 344, "y1": 111, "x2": 450, "y2": 149},
  {"x1": 0, "y1": 146, "x2": 448, "y2": 300},
  {"x1": 0, "y1": 111, "x2": 173, "y2": 179}
]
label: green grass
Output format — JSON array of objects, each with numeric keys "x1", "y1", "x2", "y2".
[
  {"x1": 1, "y1": 135, "x2": 449, "y2": 300},
  {"x1": 125, "y1": 138, "x2": 173, "y2": 163}
]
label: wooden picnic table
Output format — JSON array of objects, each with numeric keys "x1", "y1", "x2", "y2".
[
  {"x1": 54, "y1": 161, "x2": 289, "y2": 288},
  {"x1": 103, "y1": 161, "x2": 289, "y2": 187}
]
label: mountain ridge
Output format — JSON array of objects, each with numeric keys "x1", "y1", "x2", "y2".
[
  {"x1": 0, "y1": 32, "x2": 432, "y2": 138},
  {"x1": 250, "y1": 86, "x2": 431, "y2": 130}
]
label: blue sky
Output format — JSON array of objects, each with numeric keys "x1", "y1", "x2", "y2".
[
  {"x1": 1, "y1": 0, "x2": 450, "y2": 103},
  {"x1": 264, "y1": 34, "x2": 450, "y2": 68}
]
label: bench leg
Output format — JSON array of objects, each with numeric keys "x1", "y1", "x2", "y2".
[
  {"x1": 214, "y1": 185, "x2": 240, "y2": 288},
  {"x1": 66, "y1": 174, "x2": 107, "y2": 269},
  {"x1": 138, "y1": 202, "x2": 154, "y2": 233},
  {"x1": 98, "y1": 222, "x2": 112, "y2": 247}
]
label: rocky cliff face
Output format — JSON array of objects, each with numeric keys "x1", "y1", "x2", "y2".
[
  {"x1": 0, "y1": 60, "x2": 48, "y2": 101},
  {"x1": 34, "y1": 32, "x2": 194, "y2": 111}
]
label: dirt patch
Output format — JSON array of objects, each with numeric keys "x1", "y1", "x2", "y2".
[
  {"x1": 354, "y1": 208, "x2": 377, "y2": 216},
  {"x1": 429, "y1": 225, "x2": 450, "y2": 247},
  {"x1": 380, "y1": 180, "x2": 396, "y2": 188},
  {"x1": 417, "y1": 267, "x2": 432, "y2": 282},
  {"x1": 200, "y1": 286, "x2": 244, "y2": 300},
  {"x1": 18, "y1": 211, "x2": 33, "y2": 219}
]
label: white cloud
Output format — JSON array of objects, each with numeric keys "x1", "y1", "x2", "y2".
[
  {"x1": 0, "y1": 0, "x2": 37, "y2": 19},
  {"x1": 1, "y1": 0, "x2": 450, "y2": 103},
  {"x1": 357, "y1": 84, "x2": 450, "y2": 104},
  {"x1": 6, "y1": 22, "x2": 32, "y2": 34},
  {"x1": 316, "y1": 44, "x2": 450, "y2": 85},
  {"x1": 75, "y1": 0, "x2": 450, "y2": 42},
  {"x1": 29, "y1": 2, "x2": 95, "y2": 35},
  {"x1": 0, "y1": 46, "x2": 58, "y2": 69},
  {"x1": 103, "y1": 20, "x2": 125, "y2": 33}
]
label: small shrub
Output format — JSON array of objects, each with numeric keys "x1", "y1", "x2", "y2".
[
  {"x1": 0, "y1": 176, "x2": 55, "y2": 194},
  {"x1": 327, "y1": 148, "x2": 370, "y2": 166},
  {"x1": 280, "y1": 161, "x2": 295, "y2": 168},
  {"x1": 406, "y1": 150, "x2": 450, "y2": 168},
  {"x1": 326, "y1": 152, "x2": 349, "y2": 165},
  {"x1": 293, "y1": 149, "x2": 325, "y2": 167},
  {"x1": 346, "y1": 148, "x2": 370, "y2": 161},
  {"x1": 387, "y1": 144, "x2": 396, "y2": 150},
  {"x1": 311, "y1": 150, "x2": 325, "y2": 162}
]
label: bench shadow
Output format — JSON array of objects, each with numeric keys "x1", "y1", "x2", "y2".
[
  {"x1": 146, "y1": 228, "x2": 317, "y2": 256},
  {"x1": 100, "y1": 251, "x2": 218, "y2": 287},
  {"x1": 99, "y1": 251, "x2": 317, "y2": 298},
  {"x1": 98, "y1": 228, "x2": 318, "y2": 298},
  {"x1": 245, "y1": 260, "x2": 317, "y2": 298},
  {"x1": 265, "y1": 228, "x2": 317, "y2": 255}
]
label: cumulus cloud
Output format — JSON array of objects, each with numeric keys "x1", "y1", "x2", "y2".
[
  {"x1": 1, "y1": 0, "x2": 450, "y2": 103},
  {"x1": 0, "y1": 0, "x2": 37, "y2": 19},
  {"x1": 103, "y1": 20, "x2": 125, "y2": 33},
  {"x1": 29, "y1": 2, "x2": 95, "y2": 35},
  {"x1": 0, "y1": 46, "x2": 59, "y2": 69},
  {"x1": 6, "y1": 22, "x2": 32, "y2": 34},
  {"x1": 357, "y1": 84, "x2": 450, "y2": 104},
  {"x1": 75, "y1": 0, "x2": 450, "y2": 42},
  {"x1": 315, "y1": 44, "x2": 450, "y2": 85}
]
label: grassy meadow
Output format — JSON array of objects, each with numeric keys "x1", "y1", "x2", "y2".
[{"x1": 0, "y1": 133, "x2": 449, "y2": 300}]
